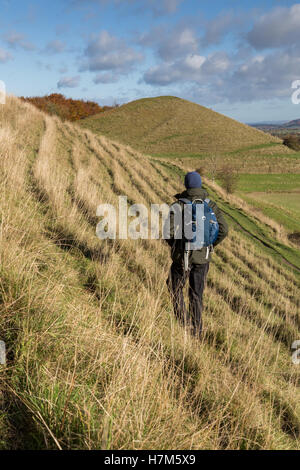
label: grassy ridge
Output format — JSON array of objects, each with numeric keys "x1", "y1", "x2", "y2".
[
  {"x1": 0, "y1": 97, "x2": 300, "y2": 450},
  {"x1": 80, "y1": 96, "x2": 287, "y2": 155}
]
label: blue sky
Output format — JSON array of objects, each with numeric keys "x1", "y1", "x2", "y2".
[{"x1": 1, "y1": 0, "x2": 300, "y2": 122}]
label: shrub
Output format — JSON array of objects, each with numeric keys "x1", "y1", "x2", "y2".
[
  {"x1": 217, "y1": 163, "x2": 239, "y2": 194},
  {"x1": 282, "y1": 134, "x2": 300, "y2": 151},
  {"x1": 20, "y1": 93, "x2": 116, "y2": 122}
]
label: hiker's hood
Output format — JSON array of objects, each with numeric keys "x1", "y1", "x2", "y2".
[{"x1": 174, "y1": 187, "x2": 209, "y2": 201}]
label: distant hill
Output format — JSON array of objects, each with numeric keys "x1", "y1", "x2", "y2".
[
  {"x1": 249, "y1": 120, "x2": 288, "y2": 128},
  {"x1": 21, "y1": 93, "x2": 115, "y2": 122},
  {"x1": 79, "y1": 96, "x2": 285, "y2": 156},
  {"x1": 283, "y1": 118, "x2": 300, "y2": 128},
  {"x1": 249, "y1": 120, "x2": 288, "y2": 125}
]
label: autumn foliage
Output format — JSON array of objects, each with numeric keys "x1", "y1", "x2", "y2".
[{"x1": 21, "y1": 93, "x2": 115, "y2": 122}]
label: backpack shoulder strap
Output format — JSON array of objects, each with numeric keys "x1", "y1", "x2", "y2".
[{"x1": 178, "y1": 198, "x2": 192, "y2": 204}]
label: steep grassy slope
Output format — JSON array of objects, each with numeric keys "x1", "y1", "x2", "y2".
[
  {"x1": 0, "y1": 97, "x2": 300, "y2": 450},
  {"x1": 79, "y1": 96, "x2": 289, "y2": 156}
]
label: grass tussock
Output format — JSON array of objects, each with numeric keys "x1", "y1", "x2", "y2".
[{"x1": 0, "y1": 96, "x2": 299, "y2": 450}]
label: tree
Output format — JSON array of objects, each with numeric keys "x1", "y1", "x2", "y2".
[{"x1": 217, "y1": 162, "x2": 239, "y2": 194}]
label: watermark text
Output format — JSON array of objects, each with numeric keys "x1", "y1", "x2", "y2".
[{"x1": 291, "y1": 80, "x2": 300, "y2": 104}]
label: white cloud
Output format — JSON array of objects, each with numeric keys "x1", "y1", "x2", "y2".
[
  {"x1": 160, "y1": 0, "x2": 182, "y2": 13},
  {"x1": 247, "y1": 4, "x2": 300, "y2": 49},
  {"x1": 227, "y1": 50, "x2": 300, "y2": 101},
  {"x1": 57, "y1": 76, "x2": 80, "y2": 88},
  {"x1": 193, "y1": 49, "x2": 300, "y2": 105},
  {"x1": 184, "y1": 54, "x2": 206, "y2": 70},
  {"x1": 93, "y1": 72, "x2": 118, "y2": 84},
  {"x1": 143, "y1": 64, "x2": 181, "y2": 86},
  {"x1": 160, "y1": 27, "x2": 198, "y2": 60},
  {"x1": 139, "y1": 25, "x2": 199, "y2": 61},
  {"x1": 143, "y1": 51, "x2": 230, "y2": 86},
  {"x1": 81, "y1": 31, "x2": 143, "y2": 73},
  {"x1": 4, "y1": 31, "x2": 35, "y2": 51},
  {"x1": 143, "y1": 43, "x2": 300, "y2": 106},
  {"x1": 44, "y1": 40, "x2": 66, "y2": 54},
  {"x1": 201, "y1": 51, "x2": 230, "y2": 74},
  {"x1": 202, "y1": 10, "x2": 247, "y2": 46},
  {"x1": 0, "y1": 48, "x2": 12, "y2": 63}
]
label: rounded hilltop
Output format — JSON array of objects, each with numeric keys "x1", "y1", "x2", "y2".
[{"x1": 80, "y1": 95, "x2": 286, "y2": 156}]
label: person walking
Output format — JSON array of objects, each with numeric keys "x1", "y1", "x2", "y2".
[{"x1": 166, "y1": 171, "x2": 228, "y2": 337}]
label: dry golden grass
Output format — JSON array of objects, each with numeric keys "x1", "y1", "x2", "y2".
[{"x1": 0, "y1": 96, "x2": 299, "y2": 450}]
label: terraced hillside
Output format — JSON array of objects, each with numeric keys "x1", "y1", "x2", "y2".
[
  {"x1": 0, "y1": 97, "x2": 300, "y2": 450},
  {"x1": 80, "y1": 96, "x2": 290, "y2": 157}
]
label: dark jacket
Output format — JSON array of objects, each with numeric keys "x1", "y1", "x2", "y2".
[{"x1": 166, "y1": 187, "x2": 228, "y2": 265}]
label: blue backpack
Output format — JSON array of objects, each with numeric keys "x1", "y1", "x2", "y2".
[{"x1": 178, "y1": 197, "x2": 219, "y2": 270}]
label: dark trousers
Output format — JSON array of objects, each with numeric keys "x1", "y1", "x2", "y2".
[{"x1": 167, "y1": 262, "x2": 210, "y2": 336}]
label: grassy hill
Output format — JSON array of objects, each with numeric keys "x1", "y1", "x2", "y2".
[
  {"x1": 0, "y1": 97, "x2": 300, "y2": 450},
  {"x1": 80, "y1": 96, "x2": 289, "y2": 157}
]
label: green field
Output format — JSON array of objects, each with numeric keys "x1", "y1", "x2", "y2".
[
  {"x1": 242, "y1": 192, "x2": 300, "y2": 233},
  {"x1": 236, "y1": 174, "x2": 300, "y2": 233},
  {"x1": 237, "y1": 173, "x2": 300, "y2": 192}
]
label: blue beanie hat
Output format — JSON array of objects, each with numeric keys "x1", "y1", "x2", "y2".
[{"x1": 184, "y1": 171, "x2": 202, "y2": 189}]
